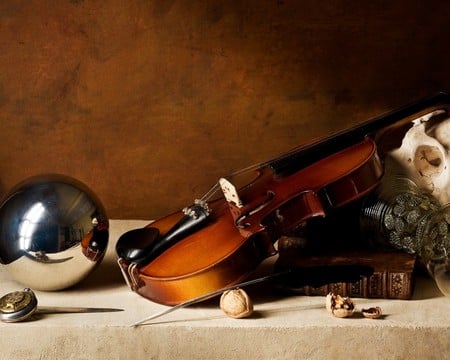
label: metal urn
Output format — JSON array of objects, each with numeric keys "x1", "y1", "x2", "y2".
[{"x1": 0, "y1": 174, "x2": 109, "y2": 290}]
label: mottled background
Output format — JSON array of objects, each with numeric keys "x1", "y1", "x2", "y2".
[{"x1": 1, "y1": 1, "x2": 450, "y2": 219}]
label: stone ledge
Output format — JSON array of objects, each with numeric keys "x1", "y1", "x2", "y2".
[{"x1": 0, "y1": 220, "x2": 448, "y2": 360}]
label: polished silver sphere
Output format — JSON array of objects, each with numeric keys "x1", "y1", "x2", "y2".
[{"x1": 0, "y1": 174, "x2": 109, "y2": 290}]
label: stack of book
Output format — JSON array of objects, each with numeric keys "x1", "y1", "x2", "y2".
[{"x1": 275, "y1": 248, "x2": 416, "y2": 300}]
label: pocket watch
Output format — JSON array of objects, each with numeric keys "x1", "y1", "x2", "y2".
[
  {"x1": 0, "y1": 288, "x2": 124, "y2": 323},
  {"x1": 0, "y1": 288, "x2": 38, "y2": 323}
]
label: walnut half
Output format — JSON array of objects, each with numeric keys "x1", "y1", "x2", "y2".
[
  {"x1": 326, "y1": 292, "x2": 355, "y2": 318},
  {"x1": 362, "y1": 306, "x2": 382, "y2": 319}
]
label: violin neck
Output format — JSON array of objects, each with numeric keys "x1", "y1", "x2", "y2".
[{"x1": 269, "y1": 92, "x2": 449, "y2": 176}]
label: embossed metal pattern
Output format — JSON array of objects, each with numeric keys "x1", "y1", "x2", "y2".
[{"x1": 0, "y1": 288, "x2": 37, "y2": 322}]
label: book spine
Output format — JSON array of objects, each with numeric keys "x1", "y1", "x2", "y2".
[{"x1": 286, "y1": 271, "x2": 413, "y2": 300}]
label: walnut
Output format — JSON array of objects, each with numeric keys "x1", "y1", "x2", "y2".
[
  {"x1": 220, "y1": 289, "x2": 253, "y2": 319},
  {"x1": 362, "y1": 306, "x2": 382, "y2": 319},
  {"x1": 325, "y1": 292, "x2": 355, "y2": 318}
]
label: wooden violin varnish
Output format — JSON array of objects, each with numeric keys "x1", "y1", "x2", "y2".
[{"x1": 116, "y1": 92, "x2": 450, "y2": 305}]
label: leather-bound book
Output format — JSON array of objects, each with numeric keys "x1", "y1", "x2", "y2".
[{"x1": 275, "y1": 243, "x2": 416, "y2": 300}]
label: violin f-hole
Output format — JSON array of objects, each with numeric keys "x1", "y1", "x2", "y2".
[
  {"x1": 261, "y1": 190, "x2": 326, "y2": 234},
  {"x1": 235, "y1": 191, "x2": 275, "y2": 229}
]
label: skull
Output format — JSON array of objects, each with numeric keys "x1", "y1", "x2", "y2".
[{"x1": 385, "y1": 110, "x2": 450, "y2": 204}]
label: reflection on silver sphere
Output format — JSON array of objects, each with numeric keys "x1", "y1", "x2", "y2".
[{"x1": 0, "y1": 174, "x2": 109, "y2": 290}]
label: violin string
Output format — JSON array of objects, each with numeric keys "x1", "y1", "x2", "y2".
[
  {"x1": 199, "y1": 163, "x2": 262, "y2": 202},
  {"x1": 199, "y1": 182, "x2": 220, "y2": 202},
  {"x1": 199, "y1": 141, "x2": 320, "y2": 203},
  {"x1": 199, "y1": 93, "x2": 448, "y2": 204}
]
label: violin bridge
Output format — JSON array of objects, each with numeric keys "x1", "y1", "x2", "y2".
[{"x1": 219, "y1": 178, "x2": 243, "y2": 208}]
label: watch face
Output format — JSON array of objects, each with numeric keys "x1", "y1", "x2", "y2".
[{"x1": 0, "y1": 289, "x2": 37, "y2": 322}]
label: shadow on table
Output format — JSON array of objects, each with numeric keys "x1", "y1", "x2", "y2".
[{"x1": 71, "y1": 257, "x2": 125, "y2": 292}]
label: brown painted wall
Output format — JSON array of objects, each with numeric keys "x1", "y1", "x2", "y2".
[{"x1": 1, "y1": 1, "x2": 450, "y2": 219}]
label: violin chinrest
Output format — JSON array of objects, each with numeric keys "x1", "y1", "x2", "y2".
[{"x1": 116, "y1": 227, "x2": 160, "y2": 265}]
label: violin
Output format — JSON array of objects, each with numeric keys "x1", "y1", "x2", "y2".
[{"x1": 116, "y1": 92, "x2": 450, "y2": 306}]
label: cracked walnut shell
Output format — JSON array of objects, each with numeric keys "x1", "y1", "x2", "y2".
[
  {"x1": 326, "y1": 292, "x2": 355, "y2": 318},
  {"x1": 362, "y1": 306, "x2": 382, "y2": 319}
]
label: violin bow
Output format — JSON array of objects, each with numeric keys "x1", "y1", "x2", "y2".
[
  {"x1": 130, "y1": 262, "x2": 373, "y2": 326},
  {"x1": 130, "y1": 271, "x2": 289, "y2": 327}
]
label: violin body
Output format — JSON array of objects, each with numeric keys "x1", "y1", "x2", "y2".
[
  {"x1": 117, "y1": 92, "x2": 450, "y2": 305},
  {"x1": 120, "y1": 138, "x2": 382, "y2": 305}
]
